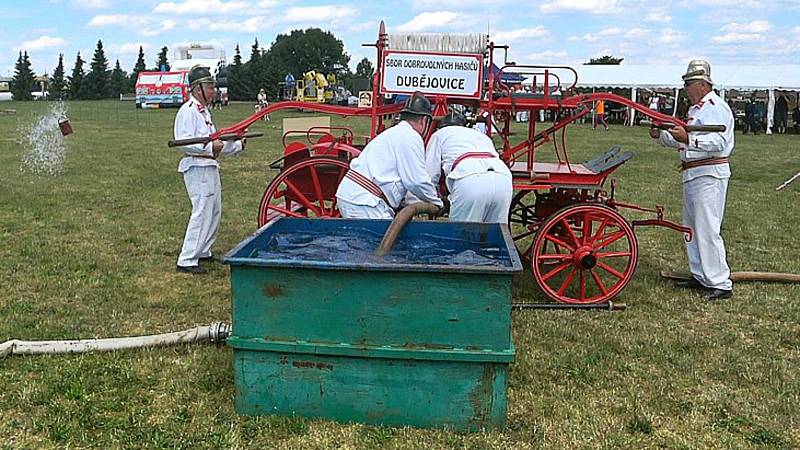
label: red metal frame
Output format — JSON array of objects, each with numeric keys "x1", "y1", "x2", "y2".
[{"x1": 207, "y1": 21, "x2": 696, "y2": 304}]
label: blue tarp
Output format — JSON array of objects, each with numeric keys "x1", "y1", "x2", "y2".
[{"x1": 485, "y1": 64, "x2": 525, "y2": 84}]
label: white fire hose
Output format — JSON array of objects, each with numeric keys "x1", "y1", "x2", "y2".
[{"x1": 0, "y1": 322, "x2": 230, "y2": 357}]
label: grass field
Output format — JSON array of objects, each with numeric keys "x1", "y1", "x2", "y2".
[{"x1": 1, "y1": 100, "x2": 799, "y2": 449}]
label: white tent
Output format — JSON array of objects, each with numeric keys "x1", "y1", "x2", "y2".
[{"x1": 565, "y1": 64, "x2": 800, "y2": 132}]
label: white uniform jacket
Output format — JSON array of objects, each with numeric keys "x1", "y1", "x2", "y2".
[
  {"x1": 425, "y1": 126, "x2": 512, "y2": 190},
  {"x1": 335, "y1": 120, "x2": 442, "y2": 210},
  {"x1": 657, "y1": 90, "x2": 734, "y2": 183},
  {"x1": 174, "y1": 95, "x2": 243, "y2": 173}
]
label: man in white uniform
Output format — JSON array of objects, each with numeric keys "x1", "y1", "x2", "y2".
[
  {"x1": 425, "y1": 110, "x2": 513, "y2": 223},
  {"x1": 174, "y1": 66, "x2": 244, "y2": 274},
  {"x1": 335, "y1": 92, "x2": 443, "y2": 219},
  {"x1": 650, "y1": 60, "x2": 734, "y2": 300}
]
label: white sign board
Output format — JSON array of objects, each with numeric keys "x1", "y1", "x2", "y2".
[{"x1": 381, "y1": 51, "x2": 483, "y2": 99}]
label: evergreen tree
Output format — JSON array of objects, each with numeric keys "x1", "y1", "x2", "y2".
[
  {"x1": 68, "y1": 51, "x2": 85, "y2": 100},
  {"x1": 228, "y1": 43, "x2": 251, "y2": 101},
  {"x1": 129, "y1": 46, "x2": 146, "y2": 90},
  {"x1": 10, "y1": 51, "x2": 35, "y2": 101},
  {"x1": 84, "y1": 39, "x2": 111, "y2": 99},
  {"x1": 156, "y1": 46, "x2": 170, "y2": 71},
  {"x1": 50, "y1": 53, "x2": 66, "y2": 100},
  {"x1": 244, "y1": 38, "x2": 262, "y2": 99},
  {"x1": 110, "y1": 59, "x2": 127, "y2": 97}
]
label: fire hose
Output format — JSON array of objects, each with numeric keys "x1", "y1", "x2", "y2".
[
  {"x1": 0, "y1": 322, "x2": 231, "y2": 358},
  {"x1": 661, "y1": 271, "x2": 800, "y2": 284}
]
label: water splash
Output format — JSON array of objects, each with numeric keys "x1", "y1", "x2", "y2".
[{"x1": 18, "y1": 102, "x2": 69, "y2": 175}]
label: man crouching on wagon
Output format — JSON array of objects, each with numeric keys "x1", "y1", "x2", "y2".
[
  {"x1": 335, "y1": 92, "x2": 443, "y2": 218},
  {"x1": 423, "y1": 109, "x2": 513, "y2": 223},
  {"x1": 649, "y1": 60, "x2": 734, "y2": 300}
]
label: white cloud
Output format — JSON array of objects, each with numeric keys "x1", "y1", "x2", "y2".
[
  {"x1": 254, "y1": 0, "x2": 277, "y2": 7},
  {"x1": 153, "y1": 0, "x2": 249, "y2": 14},
  {"x1": 625, "y1": 28, "x2": 650, "y2": 38},
  {"x1": 14, "y1": 36, "x2": 67, "y2": 52},
  {"x1": 712, "y1": 32, "x2": 765, "y2": 43},
  {"x1": 188, "y1": 17, "x2": 265, "y2": 33},
  {"x1": 88, "y1": 14, "x2": 130, "y2": 27},
  {"x1": 657, "y1": 28, "x2": 688, "y2": 44},
  {"x1": 720, "y1": 20, "x2": 770, "y2": 33},
  {"x1": 142, "y1": 19, "x2": 176, "y2": 36},
  {"x1": 522, "y1": 50, "x2": 569, "y2": 64},
  {"x1": 284, "y1": 6, "x2": 356, "y2": 22},
  {"x1": 73, "y1": 0, "x2": 110, "y2": 7},
  {"x1": 107, "y1": 43, "x2": 152, "y2": 55},
  {"x1": 599, "y1": 27, "x2": 623, "y2": 36},
  {"x1": 89, "y1": 14, "x2": 176, "y2": 36},
  {"x1": 644, "y1": 11, "x2": 671, "y2": 22},
  {"x1": 396, "y1": 11, "x2": 468, "y2": 32},
  {"x1": 493, "y1": 27, "x2": 548, "y2": 43},
  {"x1": 540, "y1": 0, "x2": 618, "y2": 14}
]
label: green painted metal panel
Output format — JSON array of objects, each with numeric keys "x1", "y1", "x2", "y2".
[
  {"x1": 232, "y1": 346, "x2": 509, "y2": 431},
  {"x1": 230, "y1": 268, "x2": 512, "y2": 351},
  {"x1": 228, "y1": 337, "x2": 516, "y2": 363}
]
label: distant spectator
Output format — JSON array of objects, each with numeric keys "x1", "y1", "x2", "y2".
[
  {"x1": 593, "y1": 98, "x2": 609, "y2": 131},
  {"x1": 256, "y1": 88, "x2": 270, "y2": 122},
  {"x1": 775, "y1": 94, "x2": 788, "y2": 134},
  {"x1": 212, "y1": 88, "x2": 222, "y2": 110},
  {"x1": 648, "y1": 94, "x2": 660, "y2": 111},
  {"x1": 792, "y1": 104, "x2": 800, "y2": 134},
  {"x1": 744, "y1": 95, "x2": 760, "y2": 135}
]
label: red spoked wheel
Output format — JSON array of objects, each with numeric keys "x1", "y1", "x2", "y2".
[
  {"x1": 257, "y1": 157, "x2": 350, "y2": 227},
  {"x1": 531, "y1": 204, "x2": 638, "y2": 304}
]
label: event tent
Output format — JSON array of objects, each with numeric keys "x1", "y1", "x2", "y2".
[
  {"x1": 569, "y1": 64, "x2": 800, "y2": 132},
  {"x1": 519, "y1": 64, "x2": 800, "y2": 132}
]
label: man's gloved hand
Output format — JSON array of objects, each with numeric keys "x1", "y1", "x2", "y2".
[{"x1": 439, "y1": 197, "x2": 450, "y2": 216}]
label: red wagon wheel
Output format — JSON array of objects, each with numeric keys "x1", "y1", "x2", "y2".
[
  {"x1": 531, "y1": 204, "x2": 638, "y2": 304},
  {"x1": 257, "y1": 157, "x2": 350, "y2": 227},
  {"x1": 508, "y1": 190, "x2": 539, "y2": 259}
]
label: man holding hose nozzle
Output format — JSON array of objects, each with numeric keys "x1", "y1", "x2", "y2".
[
  {"x1": 173, "y1": 66, "x2": 245, "y2": 275},
  {"x1": 649, "y1": 60, "x2": 734, "y2": 300},
  {"x1": 335, "y1": 91, "x2": 443, "y2": 219}
]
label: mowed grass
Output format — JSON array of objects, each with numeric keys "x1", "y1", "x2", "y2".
[{"x1": 0, "y1": 99, "x2": 799, "y2": 449}]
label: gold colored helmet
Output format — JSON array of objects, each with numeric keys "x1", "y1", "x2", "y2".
[{"x1": 682, "y1": 59, "x2": 713, "y2": 85}]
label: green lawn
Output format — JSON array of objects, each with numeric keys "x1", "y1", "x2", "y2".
[{"x1": 1, "y1": 100, "x2": 799, "y2": 449}]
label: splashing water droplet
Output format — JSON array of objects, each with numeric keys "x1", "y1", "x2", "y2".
[{"x1": 18, "y1": 102, "x2": 69, "y2": 175}]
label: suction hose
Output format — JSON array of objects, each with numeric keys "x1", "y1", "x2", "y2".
[
  {"x1": 0, "y1": 322, "x2": 231, "y2": 358},
  {"x1": 374, "y1": 202, "x2": 441, "y2": 257}
]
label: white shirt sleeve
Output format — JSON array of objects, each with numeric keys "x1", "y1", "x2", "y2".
[
  {"x1": 221, "y1": 140, "x2": 243, "y2": 157},
  {"x1": 396, "y1": 136, "x2": 443, "y2": 208},
  {"x1": 425, "y1": 132, "x2": 444, "y2": 187},
  {"x1": 657, "y1": 129, "x2": 681, "y2": 149}
]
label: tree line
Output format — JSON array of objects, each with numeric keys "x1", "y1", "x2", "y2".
[{"x1": 10, "y1": 28, "x2": 375, "y2": 102}]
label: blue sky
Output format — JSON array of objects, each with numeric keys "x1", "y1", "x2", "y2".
[{"x1": 2, "y1": 0, "x2": 799, "y2": 78}]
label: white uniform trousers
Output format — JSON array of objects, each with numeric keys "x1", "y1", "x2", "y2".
[
  {"x1": 178, "y1": 165, "x2": 221, "y2": 267},
  {"x1": 448, "y1": 171, "x2": 513, "y2": 223},
  {"x1": 338, "y1": 198, "x2": 394, "y2": 219},
  {"x1": 683, "y1": 175, "x2": 733, "y2": 290}
]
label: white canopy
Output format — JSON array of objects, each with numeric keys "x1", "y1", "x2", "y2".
[{"x1": 569, "y1": 64, "x2": 800, "y2": 91}]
